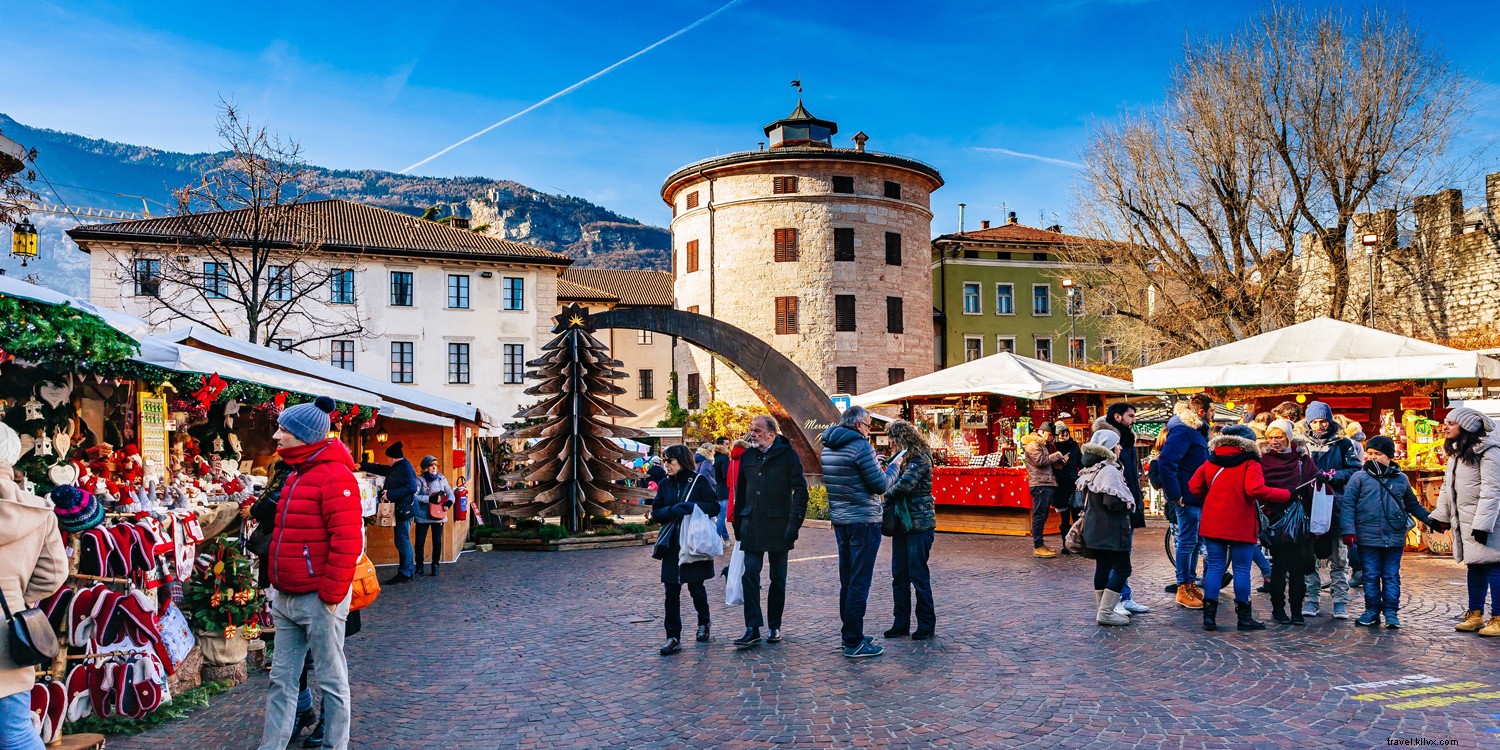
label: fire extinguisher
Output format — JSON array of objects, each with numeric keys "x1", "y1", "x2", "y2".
[{"x1": 454, "y1": 478, "x2": 469, "y2": 521}]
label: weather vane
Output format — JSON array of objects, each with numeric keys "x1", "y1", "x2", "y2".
[{"x1": 791, "y1": 80, "x2": 802, "y2": 93}]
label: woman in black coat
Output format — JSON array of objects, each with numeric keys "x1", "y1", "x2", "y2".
[{"x1": 651, "y1": 444, "x2": 722, "y2": 655}]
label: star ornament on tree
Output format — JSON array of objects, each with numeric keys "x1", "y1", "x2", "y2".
[{"x1": 551, "y1": 302, "x2": 597, "y2": 334}]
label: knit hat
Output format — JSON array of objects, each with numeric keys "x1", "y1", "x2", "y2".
[
  {"x1": 1445, "y1": 406, "x2": 1492, "y2": 434},
  {"x1": 277, "y1": 396, "x2": 337, "y2": 444},
  {"x1": 1266, "y1": 419, "x2": 1297, "y2": 439},
  {"x1": 0, "y1": 422, "x2": 20, "y2": 467},
  {"x1": 1220, "y1": 424, "x2": 1257, "y2": 441},
  {"x1": 1054, "y1": 421, "x2": 1071, "y2": 436},
  {"x1": 52, "y1": 485, "x2": 105, "y2": 534},
  {"x1": 1304, "y1": 400, "x2": 1334, "y2": 425},
  {"x1": 1087, "y1": 429, "x2": 1120, "y2": 452},
  {"x1": 384, "y1": 441, "x2": 405, "y2": 460},
  {"x1": 420, "y1": 455, "x2": 438, "y2": 470},
  {"x1": 1366, "y1": 435, "x2": 1396, "y2": 459}
]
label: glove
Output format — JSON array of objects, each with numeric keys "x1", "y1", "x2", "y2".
[
  {"x1": 785, "y1": 523, "x2": 801, "y2": 545},
  {"x1": 1341, "y1": 535, "x2": 1356, "y2": 547},
  {"x1": 1475, "y1": 529, "x2": 1491, "y2": 545},
  {"x1": 1427, "y1": 520, "x2": 1450, "y2": 533}
]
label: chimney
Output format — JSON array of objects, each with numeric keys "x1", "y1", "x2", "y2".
[
  {"x1": 1046, "y1": 224, "x2": 1063, "y2": 234},
  {"x1": 1413, "y1": 188, "x2": 1463, "y2": 243},
  {"x1": 1006, "y1": 211, "x2": 1018, "y2": 225},
  {"x1": 958, "y1": 203, "x2": 966, "y2": 233},
  {"x1": 980, "y1": 220, "x2": 991, "y2": 230},
  {"x1": 852, "y1": 131, "x2": 869, "y2": 153},
  {"x1": 449, "y1": 216, "x2": 471, "y2": 230}
]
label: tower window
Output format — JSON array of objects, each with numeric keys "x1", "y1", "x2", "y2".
[
  {"x1": 885, "y1": 232, "x2": 902, "y2": 266},
  {"x1": 685, "y1": 191, "x2": 700, "y2": 210},
  {"x1": 884, "y1": 181, "x2": 901, "y2": 199},
  {"x1": 831, "y1": 175, "x2": 855, "y2": 194},
  {"x1": 834, "y1": 228, "x2": 855, "y2": 261},
  {"x1": 836, "y1": 367, "x2": 858, "y2": 395},
  {"x1": 775, "y1": 296, "x2": 799, "y2": 334},
  {"x1": 887, "y1": 296, "x2": 904, "y2": 334},
  {"x1": 686, "y1": 373, "x2": 701, "y2": 410},
  {"x1": 773, "y1": 176, "x2": 799, "y2": 194},
  {"x1": 835, "y1": 295, "x2": 856, "y2": 332},
  {"x1": 888, "y1": 368, "x2": 906, "y2": 386},
  {"x1": 686, "y1": 239, "x2": 700, "y2": 273},
  {"x1": 774, "y1": 228, "x2": 799, "y2": 262}
]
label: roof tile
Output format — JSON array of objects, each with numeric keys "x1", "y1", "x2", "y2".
[{"x1": 559, "y1": 268, "x2": 674, "y2": 307}]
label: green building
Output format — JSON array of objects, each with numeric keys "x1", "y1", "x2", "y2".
[{"x1": 931, "y1": 215, "x2": 1115, "y2": 369}]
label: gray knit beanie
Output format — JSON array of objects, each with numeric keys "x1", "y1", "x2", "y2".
[
  {"x1": 1088, "y1": 429, "x2": 1120, "y2": 452},
  {"x1": 278, "y1": 396, "x2": 337, "y2": 444},
  {"x1": 1446, "y1": 406, "x2": 1492, "y2": 434}
]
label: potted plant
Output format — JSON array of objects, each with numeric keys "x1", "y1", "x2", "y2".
[{"x1": 181, "y1": 537, "x2": 262, "y2": 668}]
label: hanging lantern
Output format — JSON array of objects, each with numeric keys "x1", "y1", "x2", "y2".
[{"x1": 11, "y1": 218, "x2": 37, "y2": 265}]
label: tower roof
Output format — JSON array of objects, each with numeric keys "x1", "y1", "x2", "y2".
[{"x1": 763, "y1": 100, "x2": 839, "y2": 138}]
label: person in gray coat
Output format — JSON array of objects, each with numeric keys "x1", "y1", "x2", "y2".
[
  {"x1": 1338, "y1": 436, "x2": 1444, "y2": 628},
  {"x1": 414, "y1": 456, "x2": 455, "y2": 577},
  {"x1": 819, "y1": 406, "x2": 887, "y2": 658},
  {"x1": 1430, "y1": 407, "x2": 1500, "y2": 636}
]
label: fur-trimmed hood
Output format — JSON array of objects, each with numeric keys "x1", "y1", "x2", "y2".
[
  {"x1": 1081, "y1": 442, "x2": 1118, "y2": 467},
  {"x1": 1020, "y1": 431, "x2": 1050, "y2": 448},
  {"x1": 1172, "y1": 401, "x2": 1205, "y2": 430},
  {"x1": 1209, "y1": 433, "x2": 1260, "y2": 456}
]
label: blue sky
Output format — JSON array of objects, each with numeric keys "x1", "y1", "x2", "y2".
[{"x1": 4, "y1": 0, "x2": 1498, "y2": 231}]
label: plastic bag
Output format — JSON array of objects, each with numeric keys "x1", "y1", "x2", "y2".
[
  {"x1": 724, "y1": 542, "x2": 745, "y2": 606},
  {"x1": 682, "y1": 504, "x2": 724, "y2": 558},
  {"x1": 1310, "y1": 485, "x2": 1334, "y2": 535}
]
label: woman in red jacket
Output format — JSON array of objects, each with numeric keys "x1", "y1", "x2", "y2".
[
  {"x1": 1188, "y1": 424, "x2": 1289, "y2": 633},
  {"x1": 725, "y1": 440, "x2": 749, "y2": 527}
]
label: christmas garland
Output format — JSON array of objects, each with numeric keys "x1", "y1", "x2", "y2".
[
  {"x1": 1209, "y1": 380, "x2": 1443, "y2": 403},
  {"x1": 0, "y1": 296, "x2": 139, "y2": 373}
]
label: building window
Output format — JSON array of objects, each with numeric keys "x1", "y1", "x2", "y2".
[
  {"x1": 773, "y1": 176, "x2": 798, "y2": 194},
  {"x1": 686, "y1": 239, "x2": 700, "y2": 273},
  {"x1": 638, "y1": 369, "x2": 655, "y2": 399},
  {"x1": 502, "y1": 277, "x2": 525, "y2": 310},
  {"x1": 773, "y1": 228, "x2": 798, "y2": 262},
  {"x1": 836, "y1": 367, "x2": 858, "y2": 395},
  {"x1": 883, "y1": 181, "x2": 901, "y2": 199},
  {"x1": 1032, "y1": 284, "x2": 1051, "y2": 316},
  {"x1": 1101, "y1": 339, "x2": 1118, "y2": 365},
  {"x1": 330, "y1": 269, "x2": 355, "y2": 305},
  {"x1": 267, "y1": 265, "x2": 291, "y2": 302},
  {"x1": 962, "y1": 282, "x2": 982, "y2": 315},
  {"x1": 203, "y1": 262, "x2": 229, "y2": 299},
  {"x1": 685, "y1": 191, "x2": 700, "y2": 210},
  {"x1": 637, "y1": 330, "x2": 653, "y2": 346},
  {"x1": 686, "y1": 373, "x2": 701, "y2": 410},
  {"x1": 503, "y1": 344, "x2": 525, "y2": 384},
  {"x1": 1033, "y1": 252, "x2": 1048, "y2": 261},
  {"x1": 390, "y1": 271, "x2": 414, "y2": 307},
  {"x1": 331, "y1": 340, "x2": 354, "y2": 371},
  {"x1": 774, "y1": 296, "x2": 799, "y2": 334},
  {"x1": 888, "y1": 368, "x2": 906, "y2": 385},
  {"x1": 834, "y1": 228, "x2": 855, "y2": 261},
  {"x1": 831, "y1": 175, "x2": 855, "y2": 194},
  {"x1": 270, "y1": 338, "x2": 293, "y2": 351},
  {"x1": 133, "y1": 259, "x2": 160, "y2": 297},
  {"x1": 446, "y1": 343, "x2": 471, "y2": 384},
  {"x1": 448, "y1": 274, "x2": 470, "y2": 309},
  {"x1": 390, "y1": 342, "x2": 414, "y2": 383},
  {"x1": 884, "y1": 232, "x2": 901, "y2": 266},
  {"x1": 1068, "y1": 337, "x2": 1086, "y2": 366},
  {"x1": 886, "y1": 296, "x2": 903, "y2": 334},
  {"x1": 964, "y1": 336, "x2": 983, "y2": 362},
  {"x1": 835, "y1": 295, "x2": 857, "y2": 332},
  {"x1": 995, "y1": 283, "x2": 1015, "y2": 315},
  {"x1": 1034, "y1": 337, "x2": 1053, "y2": 362}
]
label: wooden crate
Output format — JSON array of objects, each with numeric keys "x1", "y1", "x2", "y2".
[{"x1": 935, "y1": 506, "x2": 1061, "y2": 536}]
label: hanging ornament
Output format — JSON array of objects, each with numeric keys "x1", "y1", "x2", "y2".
[
  {"x1": 210, "y1": 590, "x2": 223, "y2": 608},
  {"x1": 37, "y1": 379, "x2": 72, "y2": 409},
  {"x1": 23, "y1": 397, "x2": 43, "y2": 421},
  {"x1": 211, "y1": 436, "x2": 225, "y2": 454},
  {"x1": 35, "y1": 433, "x2": 52, "y2": 457},
  {"x1": 223, "y1": 624, "x2": 237, "y2": 640},
  {"x1": 273, "y1": 392, "x2": 287, "y2": 411},
  {"x1": 243, "y1": 623, "x2": 260, "y2": 640}
]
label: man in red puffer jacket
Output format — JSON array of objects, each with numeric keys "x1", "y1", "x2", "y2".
[{"x1": 258, "y1": 396, "x2": 362, "y2": 750}]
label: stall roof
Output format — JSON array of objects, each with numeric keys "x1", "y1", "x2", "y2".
[
  {"x1": 851, "y1": 352, "x2": 1160, "y2": 407},
  {"x1": 136, "y1": 339, "x2": 382, "y2": 408},
  {"x1": 0, "y1": 276, "x2": 152, "y2": 340},
  {"x1": 1133, "y1": 318, "x2": 1500, "y2": 391},
  {"x1": 152, "y1": 327, "x2": 484, "y2": 426}
]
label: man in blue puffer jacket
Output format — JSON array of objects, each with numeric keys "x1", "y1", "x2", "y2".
[
  {"x1": 1159, "y1": 394, "x2": 1212, "y2": 609},
  {"x1": 820, "y1": 406, "x2": 887, "y2": 658}
]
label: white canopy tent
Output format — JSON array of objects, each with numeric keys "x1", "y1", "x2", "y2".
[
  {"x1": 134, "y1": 338, "x2": 382, "y2": 408},
  {"x1": 1132, "y1": 318, "x2": 1500, "y2": 391},
  {"x1": 851, "y1": 351, "x2": 1159, "y2": 407}
]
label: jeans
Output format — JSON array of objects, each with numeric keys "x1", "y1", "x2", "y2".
[
  {"x1": 415, "y1": 522, "x2": 443, "y2": 568},
  {"x1": 664, "y1": 582, "x2": 709, "y2": 639},
  {"x1": 1468, "y1": 562, "x2": 1500, "y2": 614},
  {"x1": 891, "y1": 530, "x2": 936, "y2": 634},
  {"x1": 1093, "y1": 549, "x2": 1132, "y2": 592},
  {"x1": 393, "y1": 518, "x2": 414, "y2": 577},
  {"x1": 1252, "y1": 546, "x2": 1271, "y2": 577},
  {"x1": 1029, "y1": 486, "x2": 1054, "y2": 547},
  {"x1": 1358, "y1": 545, "x2": 1404, "y2": 613},
  {"x1": 0, "y1": 691, "x2": 42, "y2": 750},
  {"x1": 1202, "y1": 538, "x2": 1254, "y2": 602},
  {"x1": 835, "y1": 523, "x2": 882, "y2": 648},
  {"x1": 1174, "y1": 504, "x2": 1202, "y2": 585},
  {"x1": 741, "y1": 549, "x2": 789, "y2": 629},
  {"x1": 1269, "y1": 540, "x2": 1313, "y2": 611},
  {"x1": 259, "y1": 590, "x2": 352, "y2": 750},
  {"x1": 716, "y1": 502, "x2": 730, "y2": 541},
  {"x1": 1306, "y1": 539, "x2": 1350, "y2": 607}
]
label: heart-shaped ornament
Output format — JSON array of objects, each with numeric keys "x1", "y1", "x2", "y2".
[
  {"x1": 53, "y1": 431, "x2": 71, "y2": 457},
  {"x1": 19, "y1": 434, "x2": 34, "y2": 456},
  {"x1": 47, "y1": 463, "x2": 78, "y2": 487},
  {"x1": 38, "y1": 381, "x2": 71, "y2": 409}
]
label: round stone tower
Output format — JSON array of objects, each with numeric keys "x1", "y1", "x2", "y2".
[{"x1": 662, "y1": 102, "x2": 943, "y2": 408}]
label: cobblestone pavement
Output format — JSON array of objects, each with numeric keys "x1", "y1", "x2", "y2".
[{"x1": 110, "y1": 527, "x2": 1500, "y2": 749}]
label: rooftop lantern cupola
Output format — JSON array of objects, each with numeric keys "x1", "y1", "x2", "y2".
[{"x1": 763, "y1": 100, "x2": 837, "y2": 150}]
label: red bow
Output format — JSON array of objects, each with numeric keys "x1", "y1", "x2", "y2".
[{"x1": 193, "y1": 374, "x2": 228, "y2": 408}]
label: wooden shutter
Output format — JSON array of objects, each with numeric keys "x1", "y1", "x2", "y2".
[
  {"x1": 836, "y1": 366, "x2": 858, "y2": 395},
  {"x1": 686, "y1": 239, "x2": 699, "y2": 273},
  {"x1": 832, "y1": 175, "x2": 854, "y2": 193},
  {"x1": 773, "y1": 176, "x2": 798, "y2": 194},
  {"x1": 687, "y1": 305, "x2": 699, "y2": 315},
  {"x1": 774, "y1": 228, "x2": 798, "y2": 262},
  {"x1": 834, "y1": 228, "x2": 854, "y2": 261},
  {"x1": 885, "y1": 232, "x2": 902, "y2": 266},
  {"x1": 888, "y1": 368, "x2": 905, "y2": 385},
  {"x1": 775, "y1": 296, "x2": 799, "y2": 334},
  {"x1": 835, "y1": 295, "x2": 856, "y2": 332},
  {"x1": 884, "y1": 180, "x2": 901, "y2": 199},
  {"x1": 886, "y1": 296, "x2": 903, "y2": 333},
  {"x1": 686, "y1": 191, "x2": 700, "y2": 209}
]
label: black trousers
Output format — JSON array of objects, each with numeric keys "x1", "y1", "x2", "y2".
[
  {"x1": 1269, "y1": 539, "x2": 1313, "y2": 611},
  {"x1": 664, "y1": 582, "x2": 710, "y2": 639},
  {"x1": 741, "y1": 549, "x2": 789, "y2": 629},
  {"x1": 415, "y1": 522, "x2": 443, "y2": 567}
]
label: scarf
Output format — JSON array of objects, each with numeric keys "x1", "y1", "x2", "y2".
[{"x1": 1077, "y1": 460, "x2": 1135, "y2": 511}]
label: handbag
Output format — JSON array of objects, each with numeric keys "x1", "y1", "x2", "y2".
[
  {"x1": 881, "y1": 503, "x2": 901, "y2": 537},
  {"x1": 349, "y1": 553, "x2": 381, "y2": 611},
  {"x1": 1261, "y1": 500, "x2": 1308, "y2": 547},
  {"x1": 376, "y1": 502, "x2": 396, "y2": 527},
  {"x1": 428, "y1": 491, "x2": 448, "y2": 522},
  {"x1": 2, "y1": 585, "x2": 59, "y2": 668},
  {"x1": 1064, "y1": 507, "x2": 1094, "y2": 558},
  {"x1": 1069, "y1": 489, "x2": 1086, "y2": 511},
  {"x1": 652, "y1": 519, "x2": 680, "y2": 561}
]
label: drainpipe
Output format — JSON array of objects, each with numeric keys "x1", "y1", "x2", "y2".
[{"x1": 699, "y1": 169, "x2": 717, "y2": 402}]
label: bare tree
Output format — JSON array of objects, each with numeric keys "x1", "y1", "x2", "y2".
[
  {"x1": 113, "y1": 102, "x2": 364, "y2": 348},
  {"x1": 0, "y1": 126, "x2": 38, "y2": 225},
  {"x1": 1064, "y1": 5, "x2": 1472, "y2": 358}
]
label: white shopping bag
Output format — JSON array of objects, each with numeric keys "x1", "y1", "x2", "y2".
[
  {"x1": 682, "y1": 504, "x2": 725, "y2": 558},
  {"x1": 724, "y1": 542, "x2": 745, "y2": 606},
  {"x1": 1310, "y1": 484, "x2": 1334, "y2": 535}
]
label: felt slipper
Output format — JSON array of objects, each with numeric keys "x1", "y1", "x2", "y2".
[
  {"x1": 46, "y1": 680, "x2": 66, "y2": 743},
  {"x1": 116, "y1": 658, "x2": 141, "y2": 720},
  {"x1": 131, "y1": 658, "x2": 161, "y2": 715},
  {"x1": 78, "y1": 528, "x2": 109, "y2": 577},
  {"x1": 40, "y1": 586, "x2": 74, "y2": 634},
  {"x1": 65, "y1": 663, "x2": 94, "y2": 722},
  {"x1": 68, "y1": 583, "x2": 102, "y2": 647},
  {"x1": 92, "y1": 589, "x2": 125, "y2": 646},
  {"x1": 30, "y1": 682, "x2": 47, "y2": 738},
  {"x1": 89, "y1": 659, "x2": 114, "y2": 718}
]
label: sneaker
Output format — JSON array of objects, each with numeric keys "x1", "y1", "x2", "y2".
[
  {"x1": 1033, "y1": 545, "x2": 1058, "y2": 559},
  {"x1": 733, "y1": 629, "x2": 763, "y2": 649},
  {"x1": 1332, "y1": 604, "x2": 1348, "y2": 620},
  {"x1": 659, "y1": 638, "x2": 681, "y2": 656},
  {"x1": 843, "y1": 639, "x2": 884, "y2": 658},
  {"x1": 883, "y1": 626, "x2": 910, "y2": 638},
  {"x1": 382, "y1": 574, "x2": 412, "y2": 585},
  {"x1": 293, "y1": 709, "x2": 317, "y2": 737},
  {"x1": 1301, "y1": 602, "x2": 1319, "y2": 617},
  {"x1": 1123, "y1": 599, "x2": 1151, "y2": 614},
  {"x1": 766, "y1": 629, "x2": 782, "y2": 644},
  {"x1": 1384, "y1": 612, "x2": 1402, "y2": 629},
  {"x1": 1355, "y1": 610, "x2": 1380, "y2": 627},
  {"x1": 696, "y1": 625, "x2": 711, "y2": 642},
  {"x1": 303, "y1": 719, "x2": 325, "y2": 749},
  {"x1": 1114, "y1": 601, "x2": 1131, "y2": 617}
]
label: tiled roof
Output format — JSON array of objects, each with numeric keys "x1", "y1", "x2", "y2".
[
  {"x1": 559, "y1": 268, "x2": 674, "y2": 308},
  {"x1": 67, "y1": 198, "x2": 570, "y2": 266},
  {"x1": 935, "y1": 223, "x2": 1099, "y2": 247},
  {"x1": 555, "y1": 278, "x2": 619, "y2": 303}
]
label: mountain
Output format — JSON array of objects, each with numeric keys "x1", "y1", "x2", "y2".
[{"x1": 0, "y1": 113, "x2": 670, "y2": 297}]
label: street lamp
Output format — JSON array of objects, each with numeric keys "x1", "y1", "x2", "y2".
[
  {"x1": 1361, "y1": 232, "x2": 1380, "y2": 328},
  {"x1": 1061, "y1": 278, "x2": 1077, "y2": 366}
]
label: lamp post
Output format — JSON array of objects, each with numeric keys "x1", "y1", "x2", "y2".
[
  {"x1": 1062, "y1": 278, "x2": 1077, "y2": 366},
  {"x1": 1361, "y1": 232, "x2": 1380, "y2": 327}
]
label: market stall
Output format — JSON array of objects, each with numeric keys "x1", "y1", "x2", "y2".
[
  {"x1": 1133, "y1": 317, "x2": 1500, "y2": 553},
  {"x1": 852, "y1": 352, "x2": 1159, "y2": 536}
]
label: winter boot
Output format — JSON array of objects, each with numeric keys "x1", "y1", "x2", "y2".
[
  {"x1": 1289, "y1": 598, "x2": 1306, "y2": 625},
  {"x1": 1456, "y1": 610, "x2": 1486, "y2": 632},
  {"x1": 1202, "y1": 598, "x2": 1219, "y2": 632},
  {"x1": 1235, "y1": 600, "x2": 1266, "y2": 631},
  {"x1": 1097, "y1": 590, "x2": 1131, "y2": 626}
]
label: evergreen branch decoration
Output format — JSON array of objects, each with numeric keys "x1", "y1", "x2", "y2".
[{"x1": 492, "y1": 303, "x2": 651, "y2": 533}]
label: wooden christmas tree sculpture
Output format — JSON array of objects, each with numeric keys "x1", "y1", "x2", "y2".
[{"x1": 494, "y1": 303, "x2": 652, "y2": 533}]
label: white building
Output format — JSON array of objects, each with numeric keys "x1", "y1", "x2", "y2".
[{"x1": 69, "y1": 199, "x2": 572, "y2": 431}]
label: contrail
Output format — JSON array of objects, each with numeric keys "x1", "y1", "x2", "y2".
[
  {"x1": 974, "y1": 147, "x2": 1087, "y2": 169},
  {"x1": 400, "y1": 0, "x2": 747, "y2": 174}
]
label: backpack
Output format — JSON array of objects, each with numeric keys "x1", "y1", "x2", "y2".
[{"x1": 349, "y1": 553, "x2": 381, "y2": 611}]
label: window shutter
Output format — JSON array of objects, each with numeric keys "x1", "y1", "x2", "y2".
[
  {"x1": 885, "y1": 232, "x2": 902, "y2": 266},
  {"x1": 836, "y1": 367, "x2": 858, "y2": 395},
  {"x1": 775, "y1": 296, "x2": 799, "y2": 334},
  {"x1": 774, "y1": 228, "x2": 798, "y2": 262},
  {"x1": 832, "y1": 175, "x2": 854, "y2": 193},
  {"x1": 884, "y1": 181, "x2": 901, "y2": 199},
  {"x1": 686, "y1": 239, "x2": 699, "y2": 273},
  {"x1": 835, "y1": 295, "x2": 856, "y2": 332},
  {"x1": 686, "y1": 191, "x2": 700, "y2": 209},
  {"x1": 773, "y1": 176, "x2": 798, "y2": 194},
  {"x1": 834, "y1": 228, "x2": 855, "y2": 261},
  {"x1": 886, "y1": 296, "x2": 903, "y2": 333},
  {"x1": 888, "y1": 368, "x2": 905, "y2": 385}
]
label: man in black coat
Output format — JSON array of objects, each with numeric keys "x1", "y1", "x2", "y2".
[{"x1": 732, "y1": 415, "x2": 809, "y2": 649}]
